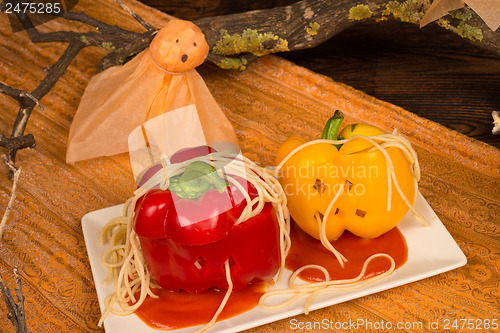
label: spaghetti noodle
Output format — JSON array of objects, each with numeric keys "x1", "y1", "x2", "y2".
[
  {"x1": 193, "y1": 260, "x2": 233, "y2": 333},
  {"x1": 259, "y1": 253, "x2": 396, "y2": 313},
  {"x1": 99, "y1": 150, "x2": 291, "y2": 330},
  {"x1": 99, "y1": 130, "x2": 425, "y2": 329},
  {"x1": 261, "y1": 130, "x2": 425, "y2": 312}
]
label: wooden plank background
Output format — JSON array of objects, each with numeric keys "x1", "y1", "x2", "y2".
[{"x1": 142, "y1": 0, "x2": 500, "y2": 149}]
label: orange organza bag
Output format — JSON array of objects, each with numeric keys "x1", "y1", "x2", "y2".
[{"x1": 66, "y1": 19, "x2": 238, "y2": 164}]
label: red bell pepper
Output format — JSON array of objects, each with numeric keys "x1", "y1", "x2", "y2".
[{"x1": 133, "y1": 146, "x2": 281, "y2": 293}]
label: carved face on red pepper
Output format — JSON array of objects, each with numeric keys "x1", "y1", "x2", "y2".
[{"x1": 133, "y1": 146, "x2": 281, "y2": 293}]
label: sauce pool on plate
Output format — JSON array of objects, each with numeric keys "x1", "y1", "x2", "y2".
[
  {"x1": 133, "y1": 220, "x2": 408, "y2": 330},
  {"x1": 133, "y1": 282, "x2": 267, "y2": 330},
  {"x1": 286, "y1": 220, "x2": 408, "y2": 282}
]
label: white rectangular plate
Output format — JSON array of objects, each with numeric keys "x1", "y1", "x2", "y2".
[{"x1": 82, "y1": 193, "x2": 466, "y2": 332}]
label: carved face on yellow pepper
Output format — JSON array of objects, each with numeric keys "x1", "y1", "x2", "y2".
[{"x1": 275, "y1": 113, "x2": 417, "y2": 241}]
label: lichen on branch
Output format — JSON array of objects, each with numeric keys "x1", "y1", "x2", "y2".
[
  {"x1": 306, "y1": 22, "x2": 320, "y2": 36},
  {"x1": 218, "y1": 57, "x2": 249, "y2": 70},
  {"x1": 349, "y1": 5, "x2": 373, "y2": 21},
  {"x1": 195, "y1": 0, "x2": 499, "y2": 73},
  {"x1": 381, "y1": 0, "x2": 429, "y2": 24},
  {"x1": 438, "y1": 6, "x2": 484, "y2": 41},
  {"x1": 213, "y1": 29, "x2": 289, "y2": 57},
  {"x1": 378, "y1": 0, "x2": 484, "y2": 41}
]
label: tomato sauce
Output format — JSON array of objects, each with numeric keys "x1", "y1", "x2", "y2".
[
  {"x1": 133, "y1": 221, "x2": 408, "y2": 330},
  {"x1": 133, "y1": 282, "x2": 267, "y2": 330},
  {"x1": 285, "y1": 220, "x2": 408, "y2": 282}
]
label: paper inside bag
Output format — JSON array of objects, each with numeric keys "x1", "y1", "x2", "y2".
[
  {"x1": 130, "y1": 108, "x2": 251, "y2": 225},
  {"x1": 129, "y1": 104, "x2": 239, "y2": 182}
]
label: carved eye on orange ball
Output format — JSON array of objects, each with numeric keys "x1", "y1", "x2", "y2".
[{"x1": 149, "y1": 19, "x2": 210, "y2": 74}]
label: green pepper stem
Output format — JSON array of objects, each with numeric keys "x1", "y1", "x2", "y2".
[
  {"x1": 170, "y1": 161, "x2": 227, "y2": 199},
  {"x1": 321, "y1": 110, "x2": 344, "y2": 141}
]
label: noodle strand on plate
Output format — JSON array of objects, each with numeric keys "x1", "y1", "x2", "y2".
[
  {"x1": 99, "y1": 131, "x2": 425, "y2": 328},
  {"x1": 259, "y1": 253, "x2": 396, "y2": 314},
  {"x1": 262, "y1": 131, "x2": 425, "y2": 313},
  {"x1": 98, "y1": 151, "x2": 291, "y2": 327}
]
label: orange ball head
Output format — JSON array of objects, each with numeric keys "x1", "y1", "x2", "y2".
[{"x1": 149, "y1": 19, "x2": 210, "y2": 73}]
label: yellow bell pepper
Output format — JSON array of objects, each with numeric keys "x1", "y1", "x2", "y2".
[
  {"x1": 276, "y1": 111, "x2": 417, "y2": 241},
  {"x1": 339, "y1": 123, "x2": 386, "y2": 139}
]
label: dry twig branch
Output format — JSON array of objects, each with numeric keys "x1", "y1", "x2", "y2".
[
  {"x1": 0, "y1": 155, "x2": 21, "y2": 240},
  {"x1": 0, "y1": 0, "x2": 157, "y2": 169},
  {"x1": 0, "y1": 1, "x2": 156, "y2": 331},
  {"x1": 0, "y1": 157, "x2": 23, "y2": 332},
  {"x1": 114, "y1": 0, "x2": 155, "y2": 31},
  {"x1": 2, "y1": 0, "x2": 500, "y2": 164},
  {"x1": 0, "y1": 267, "x2": 28, "y2": 333},
  {"x1": 194, "y1": 0, "x2": 500, "y2": 70},
  {"x1": 493, "y1": 111, "x2": 500, "y2": 134}
]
